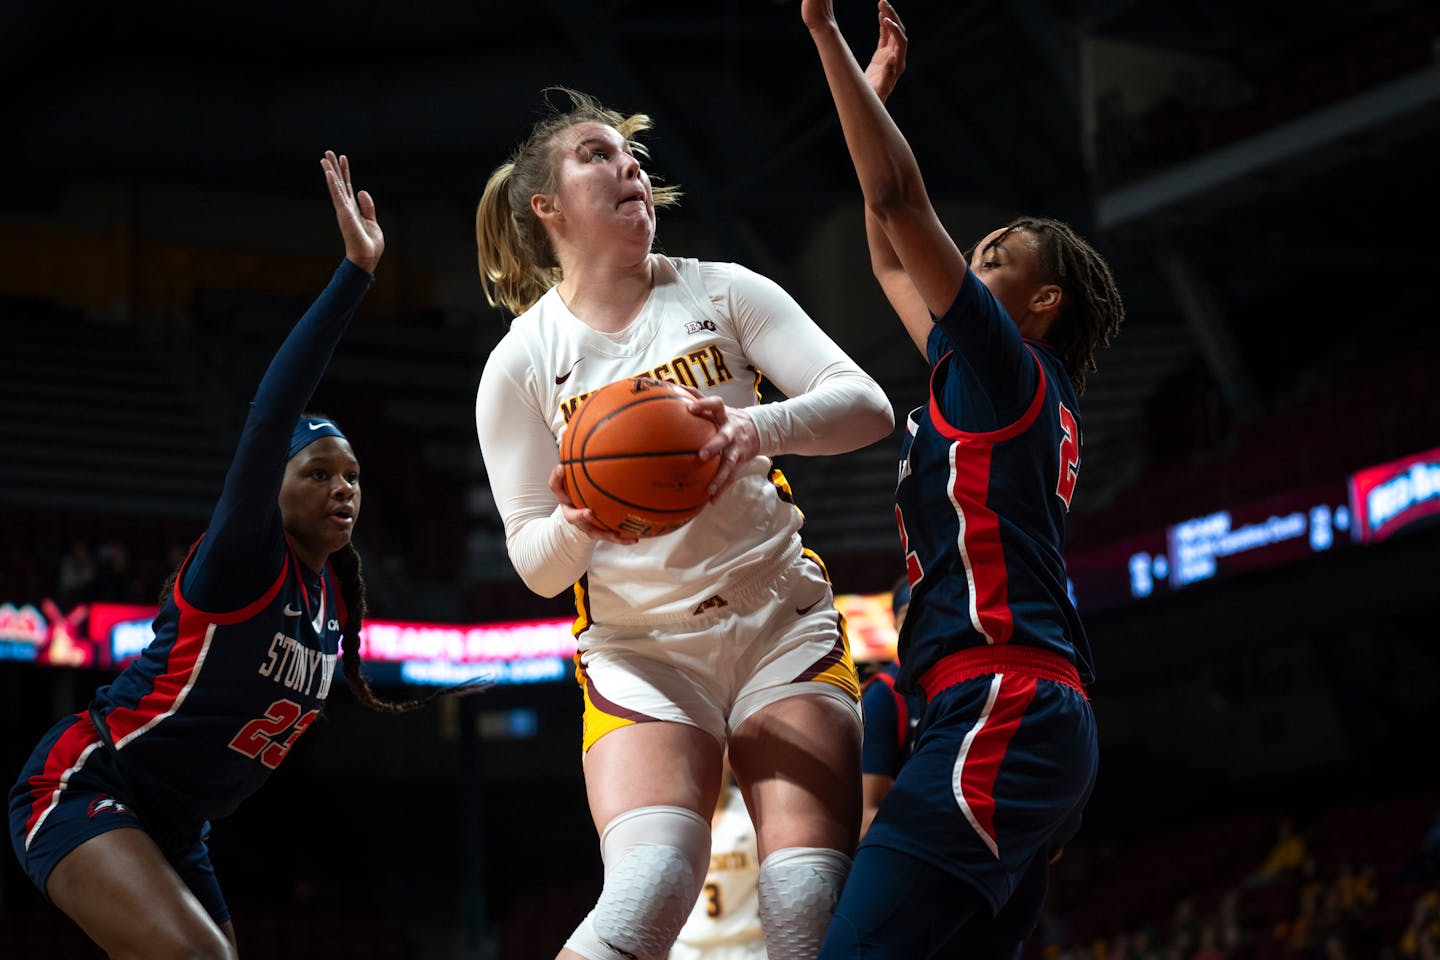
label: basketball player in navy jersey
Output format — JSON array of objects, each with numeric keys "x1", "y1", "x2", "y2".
[
  {"x1": 804, "y1": 2, "x2": 1126, "y2": 955},
  {"x1": 858, "y1": 577, "x2": 925, "y2": 841},
  {"x1": 8, "y1": 152, "x2": 403, "y2": 959}
]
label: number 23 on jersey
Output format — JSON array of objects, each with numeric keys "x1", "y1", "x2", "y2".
[{"x1": 228, "y1": 698, "x2": 317, "y2": 769}]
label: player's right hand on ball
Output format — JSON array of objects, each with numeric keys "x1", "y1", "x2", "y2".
[{"x1": 548, "y1": 465, "x2": 639, "y2": 546}]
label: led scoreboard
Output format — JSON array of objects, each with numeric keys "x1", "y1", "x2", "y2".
[{"x1": 1068, "y1": 446, "x2": 1440, "y2": 615}]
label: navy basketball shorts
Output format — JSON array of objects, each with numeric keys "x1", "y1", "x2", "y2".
[
  {"x1": 8, "y1": 712, "x2": 230, "y2": 924},
  {"x1": 825, "y1": 648, "x2": 1097, "y2": 956}
]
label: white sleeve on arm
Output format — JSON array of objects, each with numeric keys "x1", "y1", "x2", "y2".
[
  {"x1": 702, "y1": 262, "x2": 894, "y2": 456},
  {"x1": 475, "y1": 340, "x2": 596, "y2": 598}
]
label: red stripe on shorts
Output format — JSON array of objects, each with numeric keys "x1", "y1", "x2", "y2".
[
  {"x1": 954, "y1": 673, "x2": 1037, "y2": 858},
  {"x1": 24, "y1": 714, "x2": 101, "y2": 844}
]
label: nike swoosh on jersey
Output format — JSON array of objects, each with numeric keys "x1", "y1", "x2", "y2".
[
  {"x1": 795, "y1": 597, "x2": 826, "y2": 616},
  {"x1": 555, "y1": 358, "x2": 584, "y2": 384},
  {"x1": 283, "y1": 604, "x2": 303, "y2": 616}
]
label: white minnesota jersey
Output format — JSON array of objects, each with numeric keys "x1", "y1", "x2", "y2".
[
  {"x1": 477, "y1": 255, "x2": 891, "y2": 625},
  {"x1": 672, "y1": 782, "x2": 765, "y2": 959}
]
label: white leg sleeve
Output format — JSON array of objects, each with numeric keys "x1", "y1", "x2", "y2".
[
  {"x1": 563, "y1": 805, "x2": 711, "y2": 960},
  {"x1": 756, "y1": 846, "x2": 851, "y2": 960}
]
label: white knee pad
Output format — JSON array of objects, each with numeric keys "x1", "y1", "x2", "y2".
[
  {"x1": 756, "y1": 846, "x2": 852, "y2": 960},
  {"x1": 563, "y1": 805, "x2": 711, "y2": 960}
]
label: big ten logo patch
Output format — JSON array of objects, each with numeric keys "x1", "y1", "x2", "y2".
[{"x1": 684, "y1": 319, "x2": 718, "y2": 334}]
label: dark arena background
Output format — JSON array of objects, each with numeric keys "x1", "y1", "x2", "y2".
[{"x1": 3, "y1": 1, "x2": 1439, "y2": 957}]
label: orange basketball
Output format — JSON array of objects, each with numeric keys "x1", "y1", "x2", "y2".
[{"x1": 559, "y1": 377, "x2": 720, "y2": 538}]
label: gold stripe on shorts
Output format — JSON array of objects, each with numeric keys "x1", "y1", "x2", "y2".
[
  {"x1": 576, "y1": 660, "x2": 660, "y2": 753},
  {"x1": 795, "y1": 548, "x2": 861, "y2": 701}
]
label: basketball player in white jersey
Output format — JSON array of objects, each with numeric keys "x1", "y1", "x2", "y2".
[{"x1": 474, "y1": 88, "x2": 893, "y2": 960}]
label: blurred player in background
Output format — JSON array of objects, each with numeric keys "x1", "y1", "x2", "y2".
[
  {"x1": 8, "y1": 153, "x2": 413, "y2": 959},
  {"x1": 474, "y1": 88, "x2": 893, "y2": 960},
  {"x1": 804, "y1": 1, "x2": 1126, "y2": 955},
  {"x1": 670, "y1": 758, "x2": 767, "y2": 960},
  {"x1": 858, "y1": 577, "x2": 925, "y2": 841}
]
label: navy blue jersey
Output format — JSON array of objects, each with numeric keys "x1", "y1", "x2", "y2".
[
  {"x1": 91, "y1": 542, "x2": 346, "y2": 821},
  {"x1": 894, "y1": 268, "x2": 1091, "y2": 693},
  {"x1": 860, "y1": 661, "x2": 925, "y2": 778},
  {"x1": 16, "y1": 259, "x2": 371, "y2": 835}
]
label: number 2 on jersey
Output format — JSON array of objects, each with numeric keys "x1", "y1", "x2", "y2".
[
  {"x1": 228, "y1": 698, "x2": 318, "y2": 769},
  {"x1": 1056, "y1": 402, "x2": 1080, "y2": 509},
  {"x1": 895, "y1": 504, "x2": 924, "y2": 588}
]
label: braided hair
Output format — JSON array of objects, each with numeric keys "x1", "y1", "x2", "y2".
[
  {"x1": 996, "y1": 217, "x2": 1125, "y2": 396},
  {"x1": 327, "y1": 542, "x2": 441, "y2": 713}
]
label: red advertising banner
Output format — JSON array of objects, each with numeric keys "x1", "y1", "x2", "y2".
[
  {"x1": 0, "y1": 594, "x2": 901, "y2": 684},
  {"x1": 1349, "y1": 446, "x2": 1440, "y2": 544}
]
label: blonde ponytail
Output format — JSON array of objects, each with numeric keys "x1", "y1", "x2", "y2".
[{"x1": 476, "y1": 161, "x2": 561, "y2": 316}]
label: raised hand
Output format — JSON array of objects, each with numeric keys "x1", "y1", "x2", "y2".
[
  {"x1": 864, "y1": 0, "x2": 908, "y2": 103},
  {"x1": 321, "y1": 150, "x2": 384, "y2": 274}
]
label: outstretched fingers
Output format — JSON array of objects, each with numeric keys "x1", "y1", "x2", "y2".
[
  {"x1": 865, "y1": 0, "x2": 909, "y2": 102},
  {"x1": 879, "y1": 0, "x2": 905, "y2": 34},
  {"x1": 322, "y1": 152, "x2": 342, "y2": 202},
  {"x1": 880, "y1": 1, "x2": 908, "y2": 55},
  {"x1": 325, "y1": 150, "x2": 357, "y2": 205},
  {"x1": 320, "y1": 149, "x2": 383, "y2": 273}
]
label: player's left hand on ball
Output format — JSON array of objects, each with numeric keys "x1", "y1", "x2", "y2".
[
  {"x1": 547, "y1": 465, "x2": 638, "y2": 545},
  {"x1": 690, "y1": 397, "x2": 759, "y2": 500}
]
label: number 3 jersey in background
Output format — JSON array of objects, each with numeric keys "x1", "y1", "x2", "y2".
[{"x1": 670, "y1": 780, "x2": 767, "y2": 960}]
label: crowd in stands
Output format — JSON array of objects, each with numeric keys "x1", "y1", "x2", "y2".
[
  {"x1": 0, "y1": 507, "x2": 190, "y2": 611},
  {"x1": 1092, "y1": 6, "x2": 1440, "y2": 190},
  {"x1": 0, "y1": 488, "x2": 461, "y2": 624},
  {"x1": 1029, "y1": 795, "x2": 1440, "y2": 960},
  {"x1": 52, "y1": 538, "x2": 173, "y2": 607}
]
